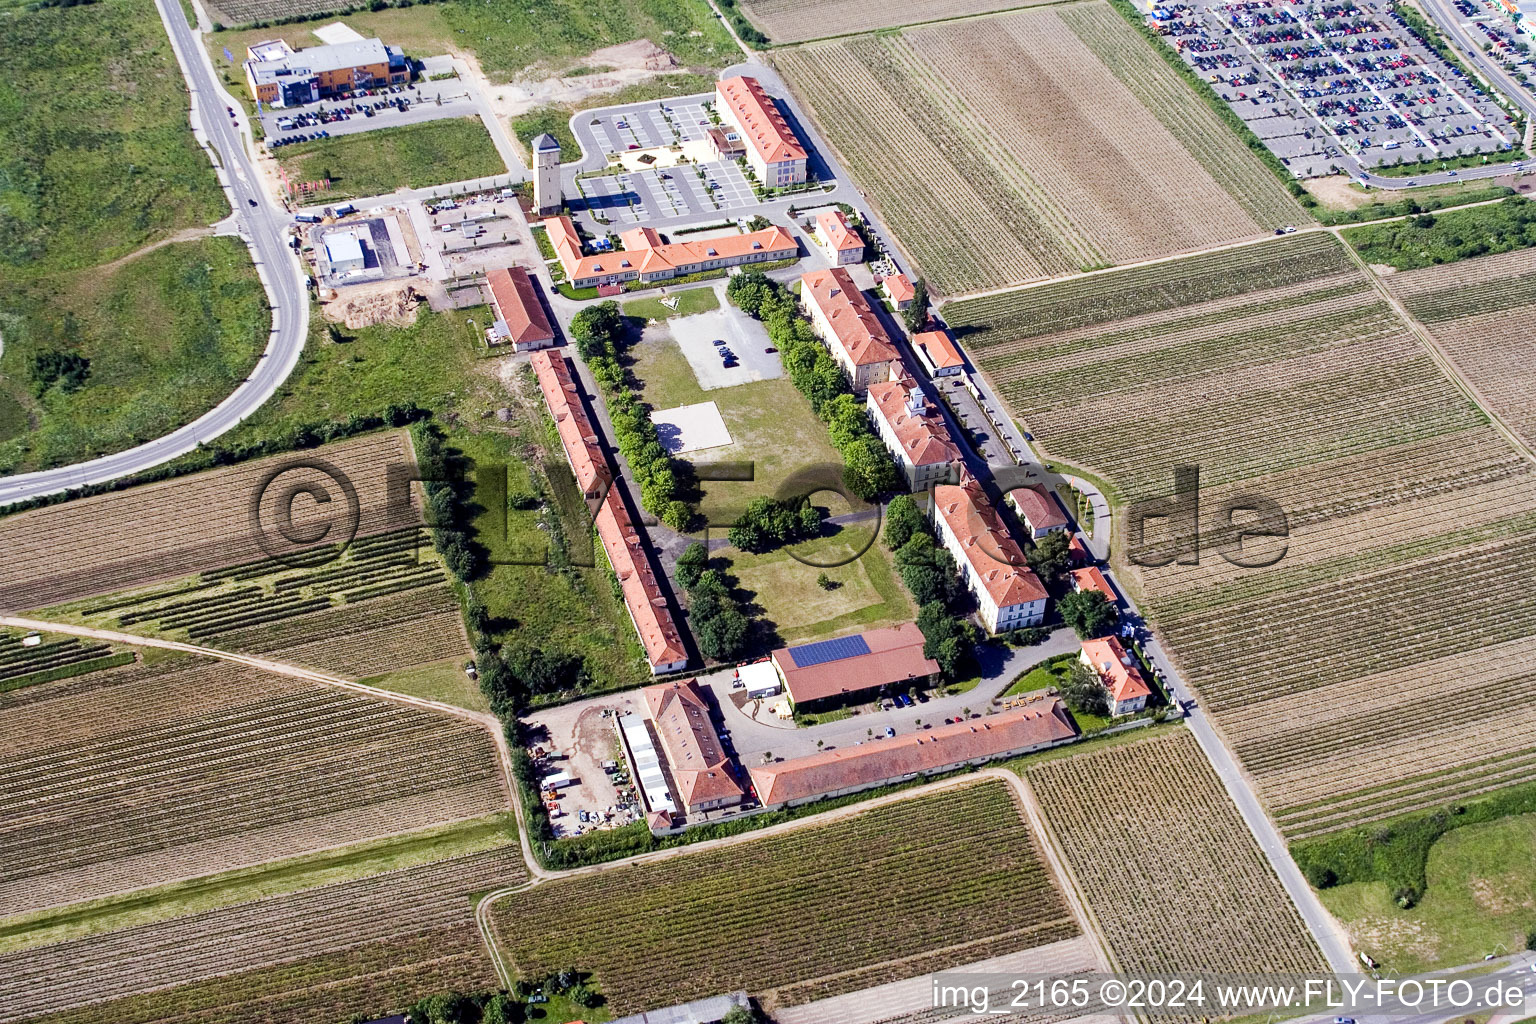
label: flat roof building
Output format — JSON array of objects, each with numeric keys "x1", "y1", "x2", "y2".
[
  {"x1": 750, "y1": 699, "x2": 1077, "y2": 808},
  {"x1": 866, "y1": 377, "x2": 961, "y2": 492},
  {"x1": 771, "y1": 624, "x2": 938, "y2": 713},
  {"x1": 486, "y1": 266, "x2": 556, "y2": 351},
  {"x1": 323, "y1": 230, "x2": 366, "y2": 275},
  {"x1": 715, "y1": 76, "x2": 808, "y2": 188},
  {"x1": 800, "y1": 266, "x2": 899, "y2": 394},
  {"x1": 932, "y1": 481, "x2": 1048, "y2": 634},
  {"x1": 245, "y1": 37, "x2": 409, "y2": 108},
  {"x1": 643, "y1": 678, "x2": 746, "y2": 815}
]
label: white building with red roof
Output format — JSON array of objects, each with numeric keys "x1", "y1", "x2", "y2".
[
  {"x1": 1079, "y1": 636, "x2": 1151, "y2": 716},
  {"x1": 1006, "y1": 486, "x2": 1069, "y2": 539},
  {"x1": 643, "y1": 678, "x2": 745, "y2": 814},
  {"x1": 485, "y1": 266, "x2": 556, "y2": 351},
  {"x1": 815, "y1": 209, "x2": 864, "y2": 265},
  {"x1": 546, "y1": 216, "x2": 798, "y2": 290},
  {"x1": 715, "y1": 76, "x2": 808, "y2": 187},
  {"x1": 749, "y1": 699, "x2": 1077, "y2": 809},
  {"x1": 913, "y1": 329, "x2": 964, "y2": 378},
  {"x1": 529, "y1": 351, "x2": 610, "y2": 501},
  {"x1": 931, "y1": 481, "x2": 1048, "y2": 633},
  {"x1": 866, "y1": 377, "x2": 961, "y2": 491},
  {"x1": 1070, "y1": 565, "x2": 1117, "y2": 604},
  {"x1": 883, "y1": 273, "x2": 914, "y2": 311},
  {"x1": 596, "y1": 488, "x2": 689, "y2": 675},
  {"x1": 800, "y1": 267, "x2": 899, "y2": 394}
]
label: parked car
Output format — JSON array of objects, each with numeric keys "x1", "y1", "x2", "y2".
[{"x1": 884, "y1": 726, "x2": 895, "y2": 738}]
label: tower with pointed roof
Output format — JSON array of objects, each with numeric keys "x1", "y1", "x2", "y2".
[{"x1": 532, "y1": 132, "x2": 562, "y2": 216}]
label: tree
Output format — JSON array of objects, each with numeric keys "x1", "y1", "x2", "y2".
[
  {"x1": 900, "y1": 561, "x2": 948, "y2": 606},
  {"x1": 29, "y1": 350, "x2": 91, "y2": 396},
  {"x1": 1028, "y1": 530, "x2": 1072, "y2": 591},
  {"x1": 903, "y1": 278, "x2": 929, "y2": 333},
  {"x1": 695, "y1": 603, "x2": 750, "y2": 660},
  {"x1": 1057, "y1": 589, "x2": 1119, "y2": 639},
  {"x1": 797, "y1": 502, "x2": 822, "y2": 538},
  {"x1": 569, "y1": 300, "x2": 625, "y2": 359},
  {"x1": 816, "y1": 572, "x2": 839, "y2": 590},
  {"x1": 721, "y1": 1005, "x2": 758, "y2": 1024},
  {"x1": 916, "y1": 600, "x2": 977, "y2": 678},
  {"x1": 510, "y1": 645, "x2": 586, "y2": 696},
  {"x1": 1060, "y1": 659, "x2": 1109, "y2": 717},
  {"x1": 675, "y1": 542, "x2": 708, "y2": 589},
  {"x1": 884, "y1": 494, "x2": 925, "y2": 550}
]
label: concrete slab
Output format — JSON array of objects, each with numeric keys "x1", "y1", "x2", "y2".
[{"x1": 652, "y1": 401, "x2": 733, "y2": 454}]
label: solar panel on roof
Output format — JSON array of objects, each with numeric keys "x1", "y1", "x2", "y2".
[{"x1": 787, "y1": 634, "x2": 871, "y2": 669}]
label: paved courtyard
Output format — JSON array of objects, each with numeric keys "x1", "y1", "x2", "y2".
[
  {"x1": 571, "y1": 161, "x2": 758, "y2": 223},
  {"x1": 582, "y1": 97, "x2": 714, "y2": 153},
  {"x1": 669, "y1": 304, "x2": 783, "y2": 390}
]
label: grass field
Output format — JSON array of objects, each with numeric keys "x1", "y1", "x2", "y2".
[
  {"x1": 949, "y1": 231, "x2": 1536, "y2": 837},
  {"x1": 277, "y1": 118, "x2": 505, "y2": 202},
  {"x1": 1385, "y1": 246, "x2": 1536, "y2": 450},
  {"x1": 777, "y1": 2, "x2": 1309, "y2": 295},
  {"x1": 0, "y1": 814, "x2": 515, "y2": 954},
  {"x1": 490, "y1": 779, "x2": 1078, "y2": 1013},
  {"x1": 0, "y1": 0, "x2": 224, "y2": 275},
  {"x1": 0, "y1": 652, "x2": 507, "y2": 918},
  {"x1": 722, "y1": 535, "x2": 913, "y2": 646},
  {"x1": 206, "y1": 0, "x2": 735, "y2": 80},
  {"x1": 0, "y1": 237, "x2": 270, "y2": 476},
  {"x1": 737, "y1": 0, "x2": 1056, "y2": 42},
  {"x1": 1318, "y1": 814, "x2": 1536, "y2": 973},
  {"x1": 361, "y1": 655, "x2": 489, "y2": 712},
  {"x1": 622, "y1": 284, "x2": 721, "y2": 321},
  {"x1": 0, "y1": 849, "x2": 522, "y2": 1024},
  {"x1": 1027, "y1": 730, "x2": 1328, "y2": 979}
]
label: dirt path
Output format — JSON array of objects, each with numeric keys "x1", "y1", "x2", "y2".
[{"x1": 94, "y1": 227, "x2": 217, "y2": 274}]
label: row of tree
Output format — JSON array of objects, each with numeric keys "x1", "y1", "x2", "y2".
[
  {"x1": 883, "y1": 495, "x2": 979, "y2": 678},
  {"x1": 725, "y1": 271, "x2": 900, "y2": 499},
  {"x1": 414, "y1": 423, "x2": 483, "y2": 583},
  {"x1": 676, "y1": 542, "x2": 753, "y2": 661},
  {"x1": 569, "y1": 302, "x2": 694, "y2": 531},
  {"x1": 727, "y1": 495, "x2": 821, "y2": 552}
]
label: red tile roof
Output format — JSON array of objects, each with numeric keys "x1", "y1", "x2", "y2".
[
  {"x1": 1081, "y1": 636, "x2": 1151, "y2": 706},
  {"x1": 1068, "y1": 534, "x2": 1091, "y2": 566},
  {"x1": 801, "y1": 267, "x2": 899, "y2": 368},
  {"x1": 597, "y1": 487, "x2": 688, "y2": 671},
  {"x1": 816, "y1": 209, "x2": 863, "y2": 253},
  {"x1": 913, "y1": 330, "x2": 964, "y2": 370},
  {"x1": 643, "y1": 678, "x2": 745, "y2": 809},
  {"x1": 771, "y1": 623, "x2": 937, "y2": 706},
  {"x1": 749, "y1": 699, "x2": 1077, "y2": 806},
  {"x1": 486, "y1": 266, "x2": 555, "y2": 348},
  {"x1": 544, "y1": 215, "x2": 583, "y2": 273},
  {"x1": 1008, "y1": 486, "x2": 1068, "y2": 532},
  {"x1": 529, "y1": 351, "x2": 609, "y2": 499},
  {"x1": 883, "y1": 273, "x2": 914, "y2": 303},
  {"x1": 716, "y1": 76, "x2": 807, "y2": 166},
  {"x1": 619, "y1": 226, "x2": 663, "y2": 251},
  {"x1": 567, "y1": 225, "x2": 796, "y2": 284},
  {"x1": 933, "y1": 481, "x2": 1048, "y2": 610},
  {"x1": 867, "y1": 378, "x2": 961, "y2": 469},
  {"x1": 1070, "y1": 566, "x2": 1116, "y2": 603}
]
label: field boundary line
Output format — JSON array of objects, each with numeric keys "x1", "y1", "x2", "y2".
[
  {"x1": 754, "y1": 0, "x2": 1085, "y2": 48},
  {"x1": 938, "y1": 195, "x2": 1516, "y2": 307},
  {"x1": 1340, "y1": 244, "x2": 1536, "y2": 468}
]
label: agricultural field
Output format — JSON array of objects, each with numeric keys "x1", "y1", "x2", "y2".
[
  {"x1": 205, "y1": 0, "x2": 736, "y2": 80},
  {"x1": 735, "y1": 0, "x2": 1055, "y2": 42},
  {"x1": 0, "y1": 653, "x2": 507, "y2": 917},
  {"x1": 0, "y1": 432, "x2": 422, "y2": 613},
  {"x1": 0, "y1": 627, "x2": 134, "y2": 695},
  {"x1": 949, "y1": 231, "x2": 1536, "y2": 837},
  {"x1": 776, "y1": 2, "x2": 1309, "y2": 295},
  {"x1": 0, "y1": 849, "x2": 521, "y2": 1024},
  {"x1": 490, "y1": 780, "x2": 1078, "y2": 1014},
  {"x1": 1026, "y1": 731, "x2": 1328, "y2": 976},
  {"x1": 276, "y1": 119, "x2": 506, "y2": 203},
  {"x1": 42, "y1": 525, "x2": 470, "y2": 679},
  {"x1": 1385, "y1": 246, "x2": 1536, "y2": 449}
]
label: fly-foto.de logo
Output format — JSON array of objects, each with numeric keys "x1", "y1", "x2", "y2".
[{"x1": 1125, "y1": 465, "x2": 1289, "y2": 569}]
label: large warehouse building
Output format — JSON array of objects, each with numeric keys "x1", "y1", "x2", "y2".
[{"x1": 244, "y1": 37, "x2": 410, "y2": 108}]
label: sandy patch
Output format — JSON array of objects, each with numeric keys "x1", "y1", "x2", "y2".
[
  {"x1": 1303, "y1": 175, "x2": 1376, "y2": 210},
  {"x1": 321, "y1": 281, "x2": 422, "y2": 329},
  {"x1": 461, "y1": 41, "x2": 683, "y2": 127}
]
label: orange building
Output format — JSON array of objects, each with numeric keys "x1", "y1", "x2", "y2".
[{"x1": 245, "y1": 38, "x2": 409, "y2": 108}]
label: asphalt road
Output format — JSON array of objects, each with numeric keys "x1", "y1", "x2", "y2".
[
  {"x1": 1419, "y1": 0, "x2": 1536, "y2": 121},
  {"x1": 0, "y1": 0, "x2": 309, "y2": 508}
]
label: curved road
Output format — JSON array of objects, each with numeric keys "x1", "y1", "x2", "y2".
[{"x1": 0, "y1": 0, "x2": 309, "y2": 508}]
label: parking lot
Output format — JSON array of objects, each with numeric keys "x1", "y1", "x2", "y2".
[
  {"x1": 584, "y1": 97, "x2": 715, "y2": 154},
  {"x1": 1153, "y1": 0, "x2": 1518, "y2": 176},
  {"x1": 572, "y1": 161, "x2": 759, "y2": 223},
  {"x1": 260, "y1": 82, "x2": 479, "y2": 150},
  {"x1": 666, "y1": 300, "x2": 784, "y2": 391}
]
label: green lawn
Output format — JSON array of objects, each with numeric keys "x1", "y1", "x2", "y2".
[
  {"x1": 726, "y1": 538, "x2": 913, "y2": 647},
  {"x1": 207, "y1": 0, "x2": 734, "y2": 82},
  {"x1": 621, "y1": 285, "x2": 720, "y2": 322},
  {"x1": 452, "y1": 427, "x2": 652, "y2": 696},
  {"x1": 1319, "y1": 813, "x2": 1536, "y2": 974},
  {"x1": 0, "y1": 237, "x2": 269, "y2": 476},
  {"x1": 512, "y1": 73, "x2": 718, "y2": 158},
  {"x1": 277, "y1": 118, "x2": 506, "y2": 202},
  {"x1": 0, "y1": 0, "x2": 226, "y2": 275},
  {"x1": 1002, "y1": 653, "x2": 1074, "y2": 699},
  {"x1": 359, "y1": 655, "x2": 489, "y2": 713},
  {"x1": 0, "y1": 814, "x2": 516, "y2": 954}
]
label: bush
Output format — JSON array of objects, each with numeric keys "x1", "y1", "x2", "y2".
[
  {"x1": 1304, "y1": 863, "x2": 1339, "y2": 889},
  {"x1": 1057, "y1": 589, "x2": 1119, "y2": 639},
  {"x1": 675, "y1": 542, "x2": 708, "y2": 589}
]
